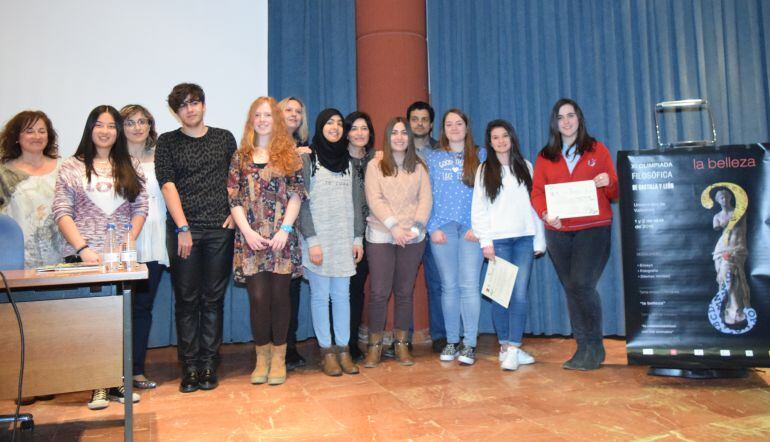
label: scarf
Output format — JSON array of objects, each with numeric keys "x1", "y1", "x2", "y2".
[{"x1": 311, "y1": 108, "x2": 349, "y2": 175}]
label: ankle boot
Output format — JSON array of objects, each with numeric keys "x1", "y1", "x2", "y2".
[
  {"x1": 577, "y1": 341, "x2": 605, "y2": 371},
  {"x1": 251, "y1": 344, "x2": 272, "y2": 384},
  {"x1": 364, "y1": 332, "x2": 384, "y2": 368},
  {"x1": 562, "y1": 341, "x2": 587, "y2": 370},
  {"x1": 268, "y1": 344, "x2": 287, "y2": 385},
  {"x1": 337, "y1": 345, "x2": 360, "y2": 374},
  {"x1": 321, "y1": 347, "x2": 342, "y2": 376},
  {"x1": 394, "y1": 329, "x2": 414, "y2": 366}
]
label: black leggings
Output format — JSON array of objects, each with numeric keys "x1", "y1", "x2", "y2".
[{"x1": 247, "y1": 272, "x2": 292, "y2": 346}]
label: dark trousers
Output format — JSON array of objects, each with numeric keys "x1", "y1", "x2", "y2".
[
  {"x1": 545, "y1": 226, "x2": 611, "y2": 345},
  {"x1": 348, "y1": 242, "x2": 369, "y2": 347},
  {"x1": 366, "y1": 240, "x2": 426, "y2": 333},
  {"x1": 132, "y1": 260, "x2": 165, "y2": 375},
  {"x1": 287, "y1": 277, "x2": 302, "y2": 346},
  {"x1": 167, "y1": 225, "x2": 234, "y2": 370}
]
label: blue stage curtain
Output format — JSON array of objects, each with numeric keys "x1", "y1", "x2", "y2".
[
  {"x1": 148, "y1": 0, "x2": 357, "y2": 348},
  {"x1": 426, "y1": 0, "x2": 770, "y2": 336}
]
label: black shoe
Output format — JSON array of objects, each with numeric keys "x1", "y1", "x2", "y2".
[
  {"x1": 285, "y1": 346, "x2": 306, "y2": 371},
  {"x1": 349, "y1": 343, "x2": 365, "y2": 361},
  {"x1": 15, "y1": 396, "x2": 36, "y2": 406},
  {"x1": 431, "y1": 337, "x2": 447, "y2": 353},
  {"x1": 574, "y1": 342, "x2": 604, "y2": 371},
  {"x1": 199, "y1": 368, "x2": 218, "y2": 390},
  {"x1": 179, "y1": 369, "x2": 200, "y2": 393},
  {"x1": 563, "y1": 342, "x2": 587, "y2": 370}
]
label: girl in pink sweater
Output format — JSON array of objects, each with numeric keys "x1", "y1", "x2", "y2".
[{"x1": 363, "y1": 117, "x2": 432, "y2": 367}]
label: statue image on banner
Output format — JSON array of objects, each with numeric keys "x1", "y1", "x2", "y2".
[{"x1": 701, "y1": 183, "x2": 756, "y2": 334}]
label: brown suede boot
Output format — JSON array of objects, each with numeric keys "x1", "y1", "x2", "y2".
[
  {"x1": 364, "y1": 332, "x2": 384, "y2": 368},
  {"x1": 251, "y1": 344, "x2": 271, "y2": 384},
  {"x1": 394, "y1": 329, "x2": 414, "y2": 366},
  {"x1": 268, "y1": 344, "x2": 287, "y2": 385},
  {"x1": 337, "y1": 346, "x2": 359, "y2": 374},
  {"x1": 321, "y1": 347, "x2": 342, "y2": 376}
]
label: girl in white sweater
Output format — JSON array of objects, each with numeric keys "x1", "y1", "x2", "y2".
[{"x1": 471, "y1": 119, "x2": 544, "y2": 371}]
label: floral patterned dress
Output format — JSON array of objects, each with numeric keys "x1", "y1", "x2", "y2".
[{"x1": 227, "y1": 152, "x2": 306, "y2": 283}]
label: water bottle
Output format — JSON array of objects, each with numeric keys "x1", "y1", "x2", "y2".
[
  {"x1": 121, "y1": 223, "x2": 137, "y2": 271},
  {"x1": 103, "y1": 223, "x2": 120, "y2": 272}
]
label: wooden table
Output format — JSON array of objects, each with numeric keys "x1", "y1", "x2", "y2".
[{"x1": 0, "y1": 265, "x2": 147, "y2": 441}]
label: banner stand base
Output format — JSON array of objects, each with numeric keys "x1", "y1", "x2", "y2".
[{"x1": 648, "y1": 367, "x2": 748, "y2": 379}]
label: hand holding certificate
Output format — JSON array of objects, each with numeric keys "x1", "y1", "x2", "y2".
[
  {"x1": 481, "y1": 257, "x2": 519, "y2": 308},
  {"x1": 544, "y1": 180, "x2": 599, "y2": 219}
]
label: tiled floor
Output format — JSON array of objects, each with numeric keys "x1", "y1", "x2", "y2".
[{"x1": 2, "y1": 336, "x2": 769, "y2": 441}]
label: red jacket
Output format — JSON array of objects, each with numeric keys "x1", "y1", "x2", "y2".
[{"x1": 530, "y1": 141, "x2": 618, "y2": 231}]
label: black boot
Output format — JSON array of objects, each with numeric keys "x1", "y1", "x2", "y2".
[
  {"x1": 576, "y1": 341, "x2": 605, "y2": 370},
  {"x1": 562, "y1": 341, "x2": 587, "y2": 370},
  {"x1": 285, "y1": 342, "x2": 306, "y2": 371}
]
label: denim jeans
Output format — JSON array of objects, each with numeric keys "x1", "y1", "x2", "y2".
[
  {"x1": 545, "y1": 226, "x2": 611, "y2": 345},
  {"x1": 481, "y1": 236, "x2": 534, "y2": 346},
  {"x1": 423, "y1": 241, "x2": 446, "y2": 340},
  {"x1": 132, "y1": 261, "x2": 165, "y2": 375},
  {"x1": 305, "y1": 268, "x2": 351, "y2": 348},
  {"x1": 431, "y1": 221, "x2": 483, "y2": 348}
]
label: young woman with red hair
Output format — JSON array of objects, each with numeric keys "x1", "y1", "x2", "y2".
[{"x1": 228, "y1": 96, "x2": 306, "y2": 385}]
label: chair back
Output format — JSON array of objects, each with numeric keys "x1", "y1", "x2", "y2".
[{"x1": 0, "y1": 214, "x2": 24, "y2": 270}]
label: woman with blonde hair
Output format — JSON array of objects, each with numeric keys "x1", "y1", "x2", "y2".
[
  {"x1": 228, "y1": 96, "x2": 306, "y2": 385},
  {"x1": 277, "y1": 96, "x2": 311, "y2": 370}
]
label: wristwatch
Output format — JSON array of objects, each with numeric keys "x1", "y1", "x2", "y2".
[{"x1": 175, "y1": 225, "x2": 190, "y2": 234}]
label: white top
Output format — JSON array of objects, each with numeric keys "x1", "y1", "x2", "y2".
[
  {"x1": 136, "y1": 161, "x2": 169, "y2": 265},
  {"x1": 471, "y1": 161, "x2": 546, "y2": 252}
]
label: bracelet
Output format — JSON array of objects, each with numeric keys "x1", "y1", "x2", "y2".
[
  {"x1": 76, "y1": 244, "x2": 89, "y2": 255},
  {"x1": 280, "y1": 224, "x2": 294, "y2": 233},
  {"x1": 175, "y1": 225, "x2": 190, "y2": 233}
]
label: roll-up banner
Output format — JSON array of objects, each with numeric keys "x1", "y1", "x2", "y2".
[{"x1": 618, "y1": 144, "x2": 770, "y2": 369}]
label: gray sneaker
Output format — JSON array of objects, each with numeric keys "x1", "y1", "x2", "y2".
[
  {"x1": 457, "y1": 345, "x2": 476, "y2": 365},
  {"x1": 439, "y1": 343, "x2": 460, "y2": 361}
]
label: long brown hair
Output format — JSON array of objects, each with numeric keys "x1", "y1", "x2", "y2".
[
  {"x1": 74, "y1": 105, "x2": 144, "y2": 202},
  {"x1": 540, "y1": 98, "x2": 595, "y2": 162},
  {"x1": 481, "y1": 119, "x2": 532, "y2": 202},
  {"x1": 438, "y1": 108, "x2": 479, "y2": 187},
  {"x1": 379, "y1": 117, "x2": 425, "y2": 177},
  {"x1": 239, "y1": 96, "x2": 301, "y2": 176}
]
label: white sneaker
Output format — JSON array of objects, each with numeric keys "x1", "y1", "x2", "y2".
[
  {"x1": 439, "y1": 343, "x2": 460, "y2": 362},
  {"x1": 108, "y1": 386, "x2": 140, "y2": 404},
  {"x1": 501, "y1": 348, "x2": 520, "y2": 371},
  {"x1": 518, "y1": 349, "x2": 535, "y2": 365},
  {"x1": 499, "y1": 347, "x2": 507, "y2": 362},
  {"x1": 88, "y1": 388, "x2": 109, "y2": 410}
]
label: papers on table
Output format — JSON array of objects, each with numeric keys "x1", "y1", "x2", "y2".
[
  {"x1": 481, "y1": 257, "x2": 519, "y2": 308},
  {"x1": 544, "y1": 180, "x2": 599, "y2": 219},
  {"x1": 36, "y1": 263, "x2": 102, "y2": 273}
]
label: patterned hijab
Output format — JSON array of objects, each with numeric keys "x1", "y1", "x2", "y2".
[{"x1": 311, "y1": 108, "x2": 349, "y2": 175}]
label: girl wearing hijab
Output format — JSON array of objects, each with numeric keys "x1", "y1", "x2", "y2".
[{"x1": 298, "y1": 108, "x2": 365, "y2": 377}]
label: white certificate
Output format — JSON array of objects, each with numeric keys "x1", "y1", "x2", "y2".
[
  {"x1": 544, "y1": 180, "x2": 599, "y2": 219},
  {"x1": 481, "y1": 257, "x2": 519, "y2": 308}
]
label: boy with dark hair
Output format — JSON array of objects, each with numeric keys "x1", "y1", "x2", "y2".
[{"x1": 155, "y1": 83, "x2": 237, "y2": 392}]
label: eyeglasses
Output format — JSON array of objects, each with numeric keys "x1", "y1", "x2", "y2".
[
  {"x1": 124, "y1": 119, "x2": 150, "y2": 128},
  {"x1": 178, "y1": 99, "x2": 201, "y2": 110}
]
